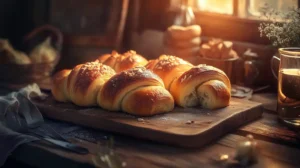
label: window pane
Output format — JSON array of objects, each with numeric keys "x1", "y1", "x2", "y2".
[
  {"x1": 194, "y1": 0, "x2": 233, "y2": 15},
  {"x1": 247, "y1": 0, "x2": 297, "y2": 18},
  {"x1": 170, "y1": 0, "x2": 298, "y2": 19}
]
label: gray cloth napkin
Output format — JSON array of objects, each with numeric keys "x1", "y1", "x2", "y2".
[
  {"x1": 0, "y1": 83, "x2": 45, "y2": 166},
  {"x1": 0, "y1": 83, "x2": 82, "y2": 166},
  {"x1": 0, "y1": 123, "x2": 38, "y2": 166}
]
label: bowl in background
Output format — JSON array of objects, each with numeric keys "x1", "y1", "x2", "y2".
[{"x1": 198, "y1": 56, "x2": 239, "y2": 81}]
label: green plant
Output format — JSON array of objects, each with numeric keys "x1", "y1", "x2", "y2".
[
  {"x1": 258, "y1": 4, "x2": 300, "y2": 48},
  {"x1": 92, "y1": 137, "x2": 126, "y2": 168}
]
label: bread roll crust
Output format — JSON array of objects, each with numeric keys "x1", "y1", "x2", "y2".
[
  {"x1": 115, "y1": 50, "x2": 148, "y2": 73},
  {"x1": 67, "y1": 62, "x2": 116, "y2": 106},
  {"x1": 144, "y1": 59, "x2": 158, "y2": 70},
  {"x1": 197, "y1": 80, "x2": 230, "y2": 109},
  {"x1": 166, "y1": 25, "x2": 202, "y2": 40},
  {"x1": 99, "y1": 51, "x2": 120, "y2": 70},
  {"x1": 97, "y1": 50, "x2": 148, "y2": 73},
  {"x1": 98, "y1": 67, "x2": 164, "y2": 111},
  {"x1": 170, "y1": 64, "x2": 231, "y2": 107},
  {"x1": 51, "y1": 69, "x2": 71, "y2": 102},
  {"x1": 122, "y1": 86, "x2": 174, "y2": 116},
  {"x1": 97, "y1": 53, "x2": 112, "y2": 63},
  {"x1": 163, "y1": 46, "x2": 200, "y2": 65},
  {"x1": 146, "y1": 55, "x2": 193, "y2": 89}
]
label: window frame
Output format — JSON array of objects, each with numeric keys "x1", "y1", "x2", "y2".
[
  {"x1": 191, "y1": 10, "x2": 266, "y2": 44},
  {"x1": 187, "y1": 0, "x2": 300, "y2": 44},
  {"x1": 136, "y1": 0, "x2": 299, "y2": 45},
  {"x1": 190, "y1": 0, "x2": 300, "y2": 19}
]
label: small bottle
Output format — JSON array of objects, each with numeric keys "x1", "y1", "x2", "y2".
[
  {"x1": 173, "y1": 0, "x2": 195, "y2": 27},
  {"x1": 163, "y1": 0, "x2": 200, "y2": 64},
  {"x1": 243, "y1": 49, "x2": 262, "y2": 87}
]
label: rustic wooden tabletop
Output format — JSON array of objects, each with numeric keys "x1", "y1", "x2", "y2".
[{"x1": 5, "y1": 93, "x2": 300, "y2": 168}]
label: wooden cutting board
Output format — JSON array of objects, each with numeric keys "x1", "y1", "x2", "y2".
[{"x1": 32, "y1": 95, "x2": 263, "y2": 147}]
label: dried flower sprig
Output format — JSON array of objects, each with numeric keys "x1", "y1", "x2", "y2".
[{"x1": 258, "y1": 4, "x2": 300, "y2": 48}]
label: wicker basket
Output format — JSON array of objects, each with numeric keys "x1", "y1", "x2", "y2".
[{"x1": 0, "y1": 25, "x2": 62, "y2": 85}]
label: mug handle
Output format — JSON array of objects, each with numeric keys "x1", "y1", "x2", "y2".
[{"x1": 271, "y1": 55, "x2": 280, "y2": 79}]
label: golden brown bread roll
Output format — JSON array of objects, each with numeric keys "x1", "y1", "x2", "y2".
[
  {"x1": 163, "y1": 46, "x2": 200, "y2": 65},
  {"x1": 51, "y1": 69, "x2": 71, "y2": 102},
  {"x1": 116, "y1": 50, "x2": 148, "y2": 72},
  {"x1": 199, "y1": 44, "x2": 211, "y2": 58},
  {"x1": 121, "y1": 86, "x2": 174, "y2": 116},
  {"x1": 98, "y1": 67, "x2": 174, "y2": 116},
  {"x1": 147, "y1": 55, "x2": 231, "y2": 109},
  {"x1": 146, "y1": 55, "x2": 193, "y2": 90},
  {"x1": 96, "y1": 50, "x2": 148, "y2": 73},
  {"x1": 166, "y1": 25, "x2": 202, "y2": 40},
  {"x1": 96, "y1": 51, "x2": 120, "y2": 69},
  {"x1": 199, "y1": 39, "x2": 238, "y2": 60},
  {"x1": 170, "y1": 64, "x2": 231, "y2": 108},
  {"x1": 197, "y1": 80, "x2": 230, "y2": 109},
  {"x1": 67, "y1": 62, "x2": 116, "y2": 106}
]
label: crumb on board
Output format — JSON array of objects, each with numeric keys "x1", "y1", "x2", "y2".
[
  {"x1": 137, "y1": 118, "x2": 145, "y2": 122},
  {"x1": 219, "y1": 154, "x2": 229, "y2": 161},
  {"x1": 186, "y1": 120, "x2": 194, "y2": 124}
]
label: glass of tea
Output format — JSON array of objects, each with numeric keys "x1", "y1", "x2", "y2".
[{"x1": 272, "y1": 48, "x2": 300, "y2": 127}]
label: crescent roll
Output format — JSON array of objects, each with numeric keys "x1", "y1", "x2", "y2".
[
  {"x1": 170, "y1": 64, "x2": 231, "y2": 109},
  {"x1": 67, "y1": 62, "x2": 116, "y2": 106},
  {"x1": 147, "y1": 55, "x2": 231, "y2": 109},
  {"x1": 98, "y1": 67, "x2": 174, "y2": 116},
  {"x1": 145, "y1": 55, "x2": 193, "y2": 90},
  {"x1": 51, "y1": 69, "x2": 71, "y2": 102},
  {"x1": 96, "y1": 50, "x2": 148, "y2": 73}
]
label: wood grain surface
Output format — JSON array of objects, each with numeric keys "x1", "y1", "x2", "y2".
[
  {"x1": 12, "y1": 134, "x2": 299, "y2": 168},
  {"x1": 9, "y1": 93, "x2": 300, "y2": 168},
  {"x1": 32, "y1": 95, "x2": 263, "y2": 147}
]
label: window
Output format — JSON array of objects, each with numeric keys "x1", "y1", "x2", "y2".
[
  {"x1": 168, "y1": 0, "x2": 299, "y2": 44},
  {"x1": 194, "y1": 0, "x2": 233, "y2": 15},
  {"x1": 247, "y1": 0, "x2": 297, "y2": 18},
  {"x1": 170, "y1": 0, "x2": 298, "y2": 19}
]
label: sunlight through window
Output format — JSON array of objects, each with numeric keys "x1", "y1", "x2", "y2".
[{"x1": 170, "y1": 0, "x2": 298, "y2": 19}]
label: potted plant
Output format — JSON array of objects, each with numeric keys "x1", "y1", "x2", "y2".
[{"x1": 259, "y1": 5, "x2": 300, "y2": 48}]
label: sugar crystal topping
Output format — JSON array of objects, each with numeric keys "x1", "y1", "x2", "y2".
[
  {"x1": 75, "y1": 62, "x2": 115, "y2": 92},
  {"x1": 154, "y1": 55, "x2": 190, "y2": 70},
  {"x1": 123, "y1": 50, "x2": 136, "y2": 56},
  {"x1": 80, "y1": 62, "x2": 114, "y2": 74},
  {"x1": 180, "y1": 74, "x2": 193, "y2": 83},
  {"x1": 123, "y1": 66, "x2": 146, "y2": 77}
]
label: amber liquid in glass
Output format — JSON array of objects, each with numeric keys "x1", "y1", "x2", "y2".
[{"x1": 277, "y1": 68, "x2": 300, "y2": 126}]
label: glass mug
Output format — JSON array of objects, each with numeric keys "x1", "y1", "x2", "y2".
[{"x1": 271, "y1": 47, "x2": 300, "y2": 127}]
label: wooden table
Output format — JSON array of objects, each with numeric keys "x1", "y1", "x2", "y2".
[{"x1": 5, "y1": 93, "x2": 300, "y2": 168}]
